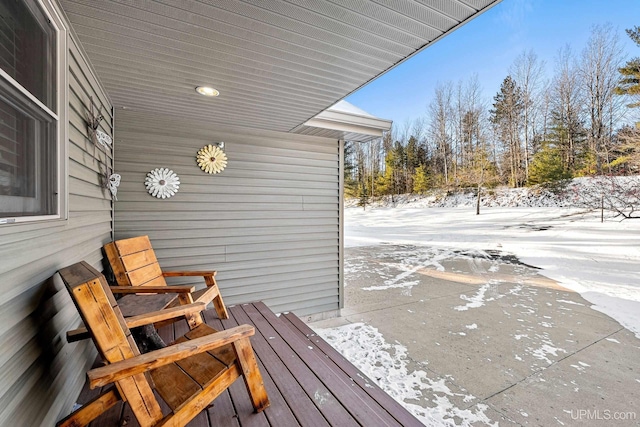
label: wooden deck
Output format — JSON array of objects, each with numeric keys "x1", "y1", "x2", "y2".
[{"x1": 72, "y1": 302, "x2": 422, "y2": 427}]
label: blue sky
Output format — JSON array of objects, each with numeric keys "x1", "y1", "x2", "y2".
[{"x1": 345, "y1": 0, "x2": 640, "y2": 127}]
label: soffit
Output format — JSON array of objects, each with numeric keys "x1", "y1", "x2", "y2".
[{"x1": 60, "y1": 0, "x2": 500, "y2": 132}]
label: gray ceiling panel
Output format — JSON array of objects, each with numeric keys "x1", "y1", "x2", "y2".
[
  {"x1": 64, "y1": 5, "x2": 373, "y2": 85},
  {"x1": 287, "y1": 0, "x2": 440, "y2": 44},
  {"x1": 60, "y1": 0, "x2": 501, "y2": 132},
  {"x1": 202, "y1": 0, "x2": 412, "y2": 57},
  {"x1": 66, "y1": 0, "x2": 394, "y2": 72},
  {"x1": 459, "y1": 0, "x2": 498, "y2": 10},
  {"x1": 414, "y1": 0, "x2": 475, "y2": 19},
  {"x1": 371, "y1": 0, "x2": 458, "y2": 30}
]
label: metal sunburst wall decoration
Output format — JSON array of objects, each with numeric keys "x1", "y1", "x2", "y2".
[
  {"x1": 145, "y1": 168, "x2": 180, "y2": 199},
  {"x1": 196, "y1": 144, "x2": 227, "y2": 174}
]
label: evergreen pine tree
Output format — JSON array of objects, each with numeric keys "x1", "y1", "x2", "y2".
[
  {"x1": 343, "y1": 141, "x2": 358, "y2": 197},
  {"x1": 547, "y1": 107, "x2": 586, "y2": 173},
  {"x1": 378, "y1": 149, "x2": 397, "y2": 195},
  {"x1": 392, "y1": 141, "x2": 405, "y2": 194},
  {"x1": 490, "y1": 76, "x2": 525, "y2": 187},
  {"x1": 406, "y1": 136, "x2": 419, "y2": 192},
  {"x1": 413, "y1": 164, "x2": 430, "y2": 194},
  {"x1": 615, "y1": 26, "x2": 640, "y2": 107},
  {"x1": 357, "y1": 182, "x2": 368, "y2": 210},
  {"x1": 528, "y1": 142, "x2": 572, "y2": 185}
]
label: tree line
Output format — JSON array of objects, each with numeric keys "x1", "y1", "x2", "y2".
[{"x1": 345, "y1": 24, "x2": 640, "y2": 203}]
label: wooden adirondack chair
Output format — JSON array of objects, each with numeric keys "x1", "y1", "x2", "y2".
[
  {"x1": 57, "y1": 261, "x2": 269, "y2": 427},
  {"x1": 104, "y1": 235, "x2": 228, "y2": 327}
]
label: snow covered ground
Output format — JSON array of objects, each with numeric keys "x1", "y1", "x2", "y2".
[
  {"x1": 345, "y1": 206, "x2": 640, "y2": 338},
  {"x1": 312, "y1": 191, "x2": 640, "y2": 425},
  {"x1": 345, "y1": 176, "x2": 640, "y2": 212}
]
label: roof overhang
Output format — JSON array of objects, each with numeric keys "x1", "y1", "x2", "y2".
[
  {"x1": 292, "y1": 100, "x2": 392, "y2": 142},
  {"x1": 59, "y1": 0, "x2": 501, "y2": 133}
]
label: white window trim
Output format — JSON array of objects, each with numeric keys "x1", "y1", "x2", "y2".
[{"x1": 0, "y1": 0, "x2": 68, "y2": 225}]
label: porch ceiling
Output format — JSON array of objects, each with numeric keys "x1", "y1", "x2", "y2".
[{"x1": 60, "y1": 0, "x2": 500, "y2": 132}]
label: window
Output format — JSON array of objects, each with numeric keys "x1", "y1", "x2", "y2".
[{"x1": 0, "y1": 0, "x2": 63, "y2": 222}]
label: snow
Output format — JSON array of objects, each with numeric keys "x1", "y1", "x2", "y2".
[
  {"x1": 362, "y1": 263, "x2": 423, "y2": 291},
  {"x1": 530, "y1": 343, "x2": 567, "y2": 365},
  {"x1": 454, "y1": 282, "x2": 500, "y2": 311},
  {"x1": 345, "y1": 205, "x2": 640, "y2": 339},
  {"x1": 570, "y1": 361, "x2": 590, "y2": 372},
  {"x1": 556, "y1": 299, "x2": 584, "y2": 306},
  {"x1": 311, "y1": 181, "x2": 639, "y2": 425},
  {"x1": 328, "y1": 99, "x2": 379, "y2": 118},
  {"x1": 314, "y1": 323, "x2": 497, "y2": 426},
  {"x1": 346, "y1": 176, "x2": 640, "y2": 211}
]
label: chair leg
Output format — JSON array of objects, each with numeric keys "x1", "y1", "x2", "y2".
[
  {"x1": 204, "y1": 275, "x2": 229, "y2": 319},
  {"x1": 232, "y1": 337, "x2": 270, "y2": 412},
  {"x1": 56, "y1": 388, "x2": 120, "y2": 427},
  {"x1": 212, "y1": 293, "x2": 228, "y2": 319},
  {"x1": 177, "y1": 293, "x2": 203, "y2": 328}
]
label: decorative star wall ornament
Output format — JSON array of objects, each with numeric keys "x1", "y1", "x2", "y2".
[
  {"x1": 108, "y1": 173, "x2": 121, "y2": 200},
  {"x1": 145, "y1": 168, "x2": 180, "y2": 199},
  {"x1": 196, "y1": 144, "x2": 227, "y2": 174}
]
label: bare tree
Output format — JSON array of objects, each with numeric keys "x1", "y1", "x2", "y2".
[
  {"x1": 538, "y1": 80, "x2": 553, "y2": 148},
  {"x1": 579, "y1": 24, "x2": 624, "y2": 172},
  {"x1": 452, "y1": 79, "x2": 464, "y2": 180},
  {"x1": 570, "y1": 175, "x2": 640, "y2": 220},
  {"x1": 551, "y1": 45, "x2": 583, "y2": 171},
  {"x1": 510, "y1": 50, "x2": 546, "y2": 181},
  {"x1": 428, "y1": 82, "x2": 454, "y2": 184},
  {"x1": 463, "y1": 75, "x2": 485, "y2": 167}
]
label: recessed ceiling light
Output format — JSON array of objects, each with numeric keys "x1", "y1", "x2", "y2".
[{"x1": 196, "y1": 86, "x2": 219, "y2": 97}]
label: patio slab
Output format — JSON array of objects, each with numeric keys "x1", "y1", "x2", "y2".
[
  {"x1": 310, "y1": 245, "x2": 640, "y2": 426},
  {"x1": 487, "y1": 328, "x2": 640, "y2": 426}
]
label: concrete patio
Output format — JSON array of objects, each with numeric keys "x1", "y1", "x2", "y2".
[{"x1": 309, "y1": 245, "x2": 640, "y2": 426}]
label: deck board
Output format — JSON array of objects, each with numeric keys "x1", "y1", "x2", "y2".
[
  {"x1": 252, "y1": 303, "x2": 398, "y2": 427},
  {"x1": 280, "y1": 313, "x2": 424, "y2": 427},
  {"x1": 213, "y1": 309, "x2": 314, "y2": 427},
  {"x1": 74, "y1": 302, "x2": 422, "y2": 426}
]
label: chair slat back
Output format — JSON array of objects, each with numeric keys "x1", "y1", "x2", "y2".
[
  {"x1": 104, "y1": 236, "x2": 168, "y2": 288},
  {"x1": 58, "y1": 261, "x2": 164, "y2": 426}
]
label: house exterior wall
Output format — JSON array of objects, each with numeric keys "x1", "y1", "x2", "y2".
[
  {"x1": 114, "y1": 110, "x2": 341, "y2": 317},
  {"x1": 0, "y1": 4, "x2": 113, "y2": 424}
]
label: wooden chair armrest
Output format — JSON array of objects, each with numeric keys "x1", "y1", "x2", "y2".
[
  {"x1": 66, "y1": 302, "x2": 207, "y2": 343},
  {"x1": 67, "y1": 327, "x2": 91, "y2": 343},
  {"x1": 109, "y1": 285, "x2": 195, "y2": 294},
  {"x1": 125, "y1": 302, "x2": 207, "y2": 329},
  {"x1": 192, "y1": 285, "x2": 221, "y2": 304},
  {"x1": 162, "y1": 271, "x2": 216, "y2": 277},
  {"x1": 88, "y1": 324, "x2": 255, "y2": 388}
]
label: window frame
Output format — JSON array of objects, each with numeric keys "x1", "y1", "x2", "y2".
[{"x1": 0, "y1": 0, "x2": 68, "y2": 225}]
